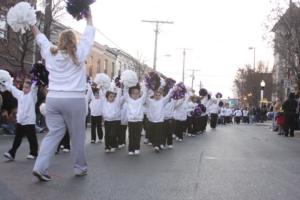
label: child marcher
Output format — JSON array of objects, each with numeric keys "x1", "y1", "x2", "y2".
[
  {"x1": 174, "y1": 94, "x2": 189, "y2": 141},
  {"x1": 89, "y1": 87, "x2": 103, "y2": 143},
  {"x1": 147, "y1": 88, "x2": 173, "y2": 152},
  {"x1": 124, "y1": 84, "x2": 148, "y2": 155},
  {"x1": 3, "y1": 81, "x2": 39, "y2": 161},
  {"x1": 275, "y1": 110, "x2": 285, "y2": 135},
  {"x1": 119, "y1": 101, "x2": 128, "y2": 149},
  {"x1": 233, "y1": 108, "x2": 243, "y2": 124},
  {"x1": 102, "y1": 88, "x2": 123, "y2": 153},
  {"x1": 208, "y1": 99, "x2": 220, "y2": 129}
]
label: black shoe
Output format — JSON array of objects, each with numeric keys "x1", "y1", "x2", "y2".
[
  {"x1": 290, "y1": 134, "x2": 294, "y2": 137},
  {"x1": 33, "y1": 171, "x2": 52, "y2": 181}
]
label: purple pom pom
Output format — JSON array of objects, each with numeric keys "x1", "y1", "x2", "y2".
[
  {"x1": 219, "y1": 101, "x2": 224, "y2": 107},
  {"x1": 66, "y1": 0, "x2": 96, "y2": 20},
  {"x1": 114, "y1": 75, "x2": 122, "y2": 88},
  {"x1": 171, "y1": 82, "x2": 187, "y2": 100},
  {"x1": 199, "y1": 88, "x2": 208, "y2": 97},
  {"x1": 144, "y1": 71, "x2": 161, "y2": 91},
  {"x1": 192, "y1": 103, "x2": 206, "y2": 118},
  {"x1": 215, "y1": 92, "x2": 222, "y2": 99},
  {"x1": 30, "y1": 63, "x2": 49, "y2": 86},
  {"x1": 163, "y1": 78, "x2": 176, "y2": 94}
]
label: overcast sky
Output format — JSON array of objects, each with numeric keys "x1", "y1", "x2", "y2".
[{"x1": 61, "y1": 0, "x2": 288, "y2": 98}]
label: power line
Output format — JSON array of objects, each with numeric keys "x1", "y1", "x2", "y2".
[
  {"x1": 178, "y1": 48, "x2": 192, "y2": 84},
  {"x1": 187, "y1": 69, "x2": 201, "y2": 90},
  {"x1": 142, "y1": 20, "x2": 174, "y2": 71}
]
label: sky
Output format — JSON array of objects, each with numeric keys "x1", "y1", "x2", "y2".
[{"x1": 59, "y1": 0, "x2": 287, "y2": 98}]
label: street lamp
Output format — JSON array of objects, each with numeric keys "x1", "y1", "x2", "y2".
[
  {"x1": 260, "y1": 80, "x2": 266, "y2": 107},
  {"x1": 248, "y1": 46, "x2": 256, "y2": 71}
]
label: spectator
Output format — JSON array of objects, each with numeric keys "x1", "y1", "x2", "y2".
[
  {"x1": 282, "y1": 93, "x2": 298, "y2": 137},
  {"x1": 273, "y1": 98, "x2": 281, "y2": 131}
]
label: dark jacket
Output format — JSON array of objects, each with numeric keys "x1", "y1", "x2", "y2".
[{"x1": 282, "y1": 97, "x2": 298, "y2": 114}]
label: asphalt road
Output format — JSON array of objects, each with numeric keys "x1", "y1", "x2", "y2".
[{"x1": 0, "y1": 123, "x2": 300, "y2": 200}]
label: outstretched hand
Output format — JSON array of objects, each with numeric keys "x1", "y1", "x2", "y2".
[{"x1": 85, "y1": 6, "x2": 93, "y2": 25}]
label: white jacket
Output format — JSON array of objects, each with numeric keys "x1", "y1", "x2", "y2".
[
  {"x1": 7, "y1": 83, "x2": 37, "y2": 125},
  {"x1": 147, "y1": 89, "x2": 173, "y2": 123},
  {"x1": 164, "y1": 99, "x2": 176, "y2": 120},
  {"x1": 125, "y1": 88, "x2": 147, "y2": 122},
  {"x1": 208, "y1": 103, "x2": 220, "y2": 114},
  {"x1": 102, "y1": 89, "x2": 123, "y2": 121},
  {"x1": 36, "y1": 25, "x2": 95, "y2": 98}
]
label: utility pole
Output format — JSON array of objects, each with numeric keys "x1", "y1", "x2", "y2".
[
  {"x1": 142, "y1": 20, "x2": 173, "y2": 71},
  {"x1": 178, "y1": 48, "x2": 192, "y2": 83},
  {"x1": 187, "y1": 69, "x2": 201, "y2": 90}
]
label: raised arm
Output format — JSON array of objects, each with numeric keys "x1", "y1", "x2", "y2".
[
  {"x1": 163, "y1": 88, "x2": 174, "y2": 105},
  {"x1": 30, "y1": 82, "x2": 38, "y2": 102},
  {"x1": 31, "y1": 25, "x2": 52, "y2": 59},
  {"x1": 5, "y1": 82, "x2": 22, "y2": 100},
  {"x1": 77, "y1": 8, "x2": 96, "y2": 63}
]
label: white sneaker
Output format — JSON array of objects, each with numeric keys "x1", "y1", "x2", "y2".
[
  {"x1": 154, "y1": 147, "x2": 160, "y2": 153},
  {"x1": 178, "y1": 139, "x2": 183, "y2": 142},
  {"x1": 62, "y1": 149, "x2": 70, "y2": 153},
  {"x1": 122, "y1": 144, "x2": 126, "y2": 148},
  {"x1": 97, "y1": 140, "x2": 103, "y2": 143},
  {"x1": 33, "y1": 171, "x2": 52, "y2": 181},
  {"x1": 60, "y1": 145, "x2": 64, "y2": 149},
  {"x1": 110, "y1": 148, "x2": 116, "y2": 152},
  {"x1": 105, "y1": 149, "x2": 110, "y2": 153},
  {"x1": 128, "y1": 152, "x2": 134, "y2": 156},
  {"x1": 134, "y1": 150, "x2": 140, "y2": 155},
  {"x1": 187, "y1": 134, "x2": 192, "y2": 137},
  {"x1": 175, "y1": 137, "x2": 179, "y2": 141},
  {"x1": 3, "y1": 152, "x2": 14, "y2": 161},
  {"x1": 168, "y1": 145, "x2": 173, "y2": 149},
  {"x1": 26, "y1": 155, "x2": 36, "y2": 160},
  {"x1": 75, "y1": 170, "x2": 88, "y2": 177},
  {"x1": 172, "y1": 134, "x2": 176, "y2": 139},
  {"x1": 91, "y1": 140, "x2": 95, "y2": 144},
  {"x1": 143, "y1": 139, "x2": 149, "y2": 144},
  {"x1": 160, "y1": 145, "x2": 165, "y2": 150}
]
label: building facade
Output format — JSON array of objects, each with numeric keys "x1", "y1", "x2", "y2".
[{"x1": 272, "y1": 2, "x2": 300, "y2": 100}]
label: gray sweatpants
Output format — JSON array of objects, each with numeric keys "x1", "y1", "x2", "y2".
[{"x1": 33, "y1": 97, "x2": 87, "y2": 175}]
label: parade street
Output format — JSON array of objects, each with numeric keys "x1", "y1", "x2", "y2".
[{"x1": 0, "y1": 124, "x2": 299, "y2": 200}]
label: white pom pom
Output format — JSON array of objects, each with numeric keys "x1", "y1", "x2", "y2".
[
  {"x1": 121, "y1": 70, "x2": 138, "y2": 88},
  {"x1": 94, "y1": 73, "x2": 111, "y2": 91},
  {"x1": 7, "y1": 2, "x2": 36, "y2": 34},
  {"x1": 160, "y1": 78, "x2": 166, "y2": 88},
  {"x1": 0, "y1": 70, "x2": 13, "y2": 92},
  {"x1": 39, "y1": 103, "x2": 46, "y2": 116}
]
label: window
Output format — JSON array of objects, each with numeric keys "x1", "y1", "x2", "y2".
[
  {"x1": 0, "y1": 15, "x2": 7, "y2": 39},
  {"x1": 97, "y1": 59, "x2": 101, "y2": 73},
  {"x1": 112, "y1": 62, "x2": 115, "y2": 77},
  {"x1": 89, "y1": 66, "x2": 93, "y2": 77},
  {"x1": 104, "y1": 59, "x2": 108, "y2": 73}
]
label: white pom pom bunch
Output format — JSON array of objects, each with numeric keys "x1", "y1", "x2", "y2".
[
  {"x1": 121, "y1": 70, "x2": 138, "y2": 88},
  {"x1": 7, "y1": 2, "x2": 36, "y2": 33},
  {"x1": 39, "y1": 103, "x2": 46, "y2": 116},
  {"x1": 0, "y1": 70, "x2": 13, "y2": 92},
  {"x1": 94, "y1": 73, "x2": 111, "y2": 91}
]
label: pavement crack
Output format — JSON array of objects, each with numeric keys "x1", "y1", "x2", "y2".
[{"x1": 193, "y1": 151, "x2": 204, "y2": 200}]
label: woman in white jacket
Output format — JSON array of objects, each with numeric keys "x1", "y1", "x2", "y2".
[{"x1": 31, "y1": 8, "x2": 95, "y2": 181}]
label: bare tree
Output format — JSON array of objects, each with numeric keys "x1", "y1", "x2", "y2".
[
  {"x1": 0, "y1": 0, "x2": 37, "y2": 72},
  {"x1": 234, "y1": 63, "x2": 273, "y2": 106},
  {"x1": 265, "y1": 0, "x2": 300, "y2": 89},
  {"x1": 38, "y1": 0, "x2": 65, "y2": 39}
]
